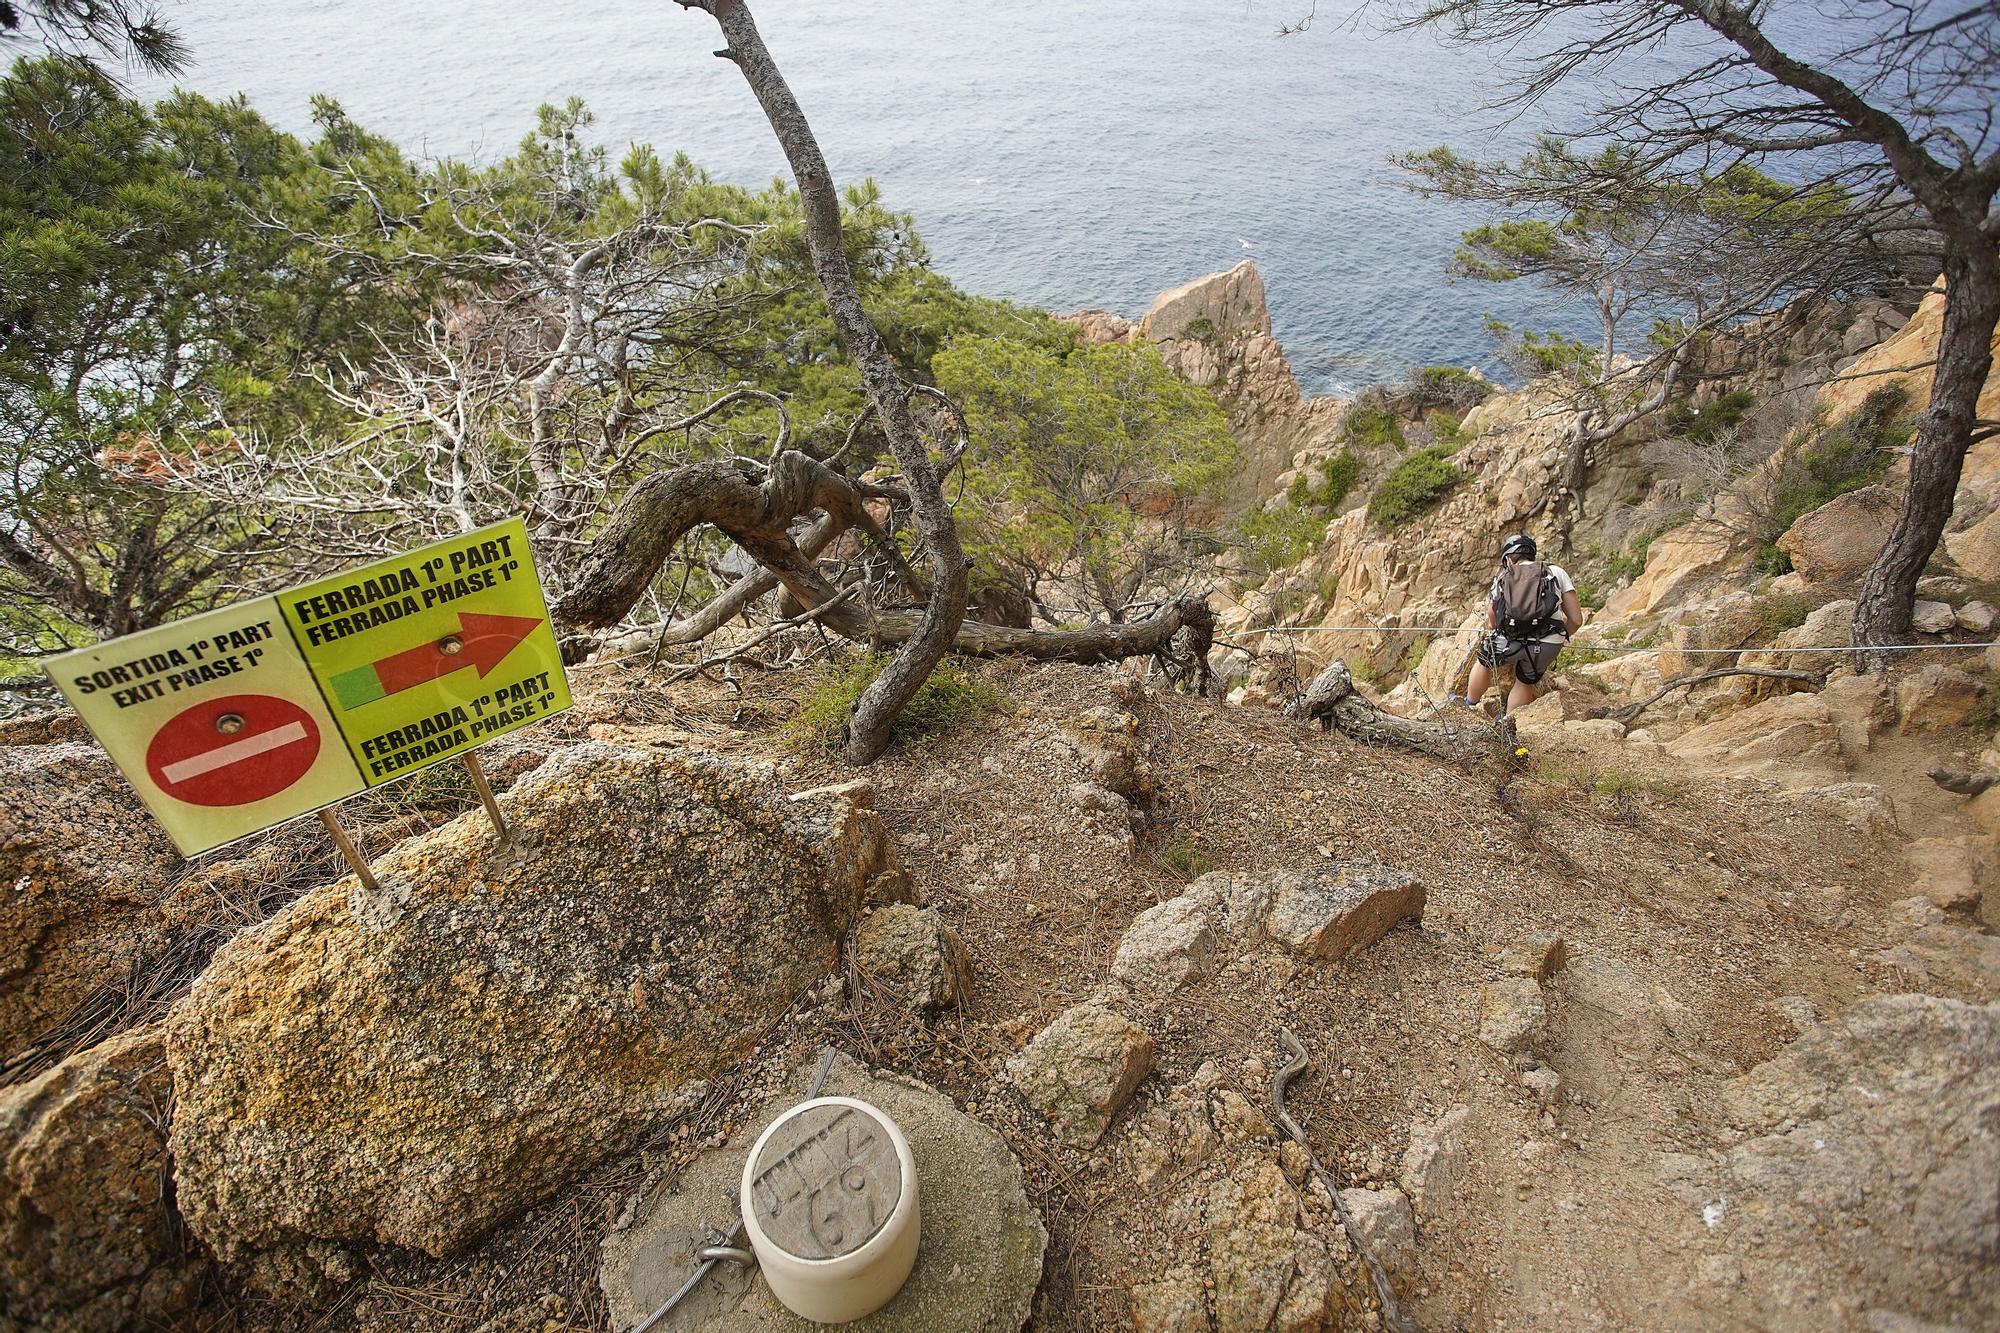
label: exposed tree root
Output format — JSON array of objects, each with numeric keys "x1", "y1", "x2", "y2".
[{"x1": 1590, "y1": 666, "x2": 1827, "y2": 726}]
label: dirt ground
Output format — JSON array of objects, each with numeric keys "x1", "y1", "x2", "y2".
[{"x1": 197, "y1": 648, "x2": 1985, "y2": 1333}]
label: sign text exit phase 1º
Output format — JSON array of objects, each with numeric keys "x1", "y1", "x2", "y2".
[{"x1": 46, "y1": 518, "x2": 571, "y2": 855}]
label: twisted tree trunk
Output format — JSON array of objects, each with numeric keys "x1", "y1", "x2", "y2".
[
  {"x1": 680, "y1": 0, "x2": 968, "y2": 763},
  {"x1": 551, "y1": 450, "x2": 1218, "y2": 673},
  {"x1": 1853, "y1": 251, "x2": 2000, "y2": 665}
]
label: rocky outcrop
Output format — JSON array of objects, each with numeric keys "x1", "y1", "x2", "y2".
[
  {"x1": 1126, "y1": 261, "x2": 1347, "y2": 503},
  {"x1": 1116, "y1": 1064, "x2": 1371, "y2": 1331},
  {"x1": 1775, "y1": 485, "x2": 1900, "y2": 585},
  {"x1": 1693, "y1": 996, "x2": 2000, "y2": 1328},
  {"x1": 1665, "y1": 691, "x2": 1850, "y2": 781},
  {"x1": 1111, "y1": 863, "x2": 1426, "y2": 996},
  {"x1": 1007, "y1": 1002, "x2": 1155, "y2": 1147},
  {"x1": 599, "y1": 1052, "x2": 1045, "y2": 1333},
  {"x1": 0, "y1": 1024, "x2": 198, "y2": 1332},
  {"x1": 851, "y1": 904, "x2": 971, "y2": 1012},
  {"x1": 0, "y1": 744, "x2": 182, "y2": 1064},
  {"x1": 1895, "y1": 665, "x2": 1985, "y2": 733},
  {"x1": 165, "y1": 743, "x2": 905, "y2": 1286}
]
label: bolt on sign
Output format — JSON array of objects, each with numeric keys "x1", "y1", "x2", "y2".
[{"x1": 45, "y1": 518, "x2": 571, "y2": 855}]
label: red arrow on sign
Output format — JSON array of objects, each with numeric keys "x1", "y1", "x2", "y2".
[{"x1": 328, "y1": 612, "x2": 543, "y2": 709}]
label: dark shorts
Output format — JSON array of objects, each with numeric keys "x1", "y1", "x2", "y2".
[{"x1": 1478, "y1": 634, "x2": 1563, "y2": 684}]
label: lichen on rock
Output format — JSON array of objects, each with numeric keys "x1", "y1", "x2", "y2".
[
  {"x1": 0, "y1": 1023, "x2": 197, "y2": 1332},
  {"x1": 0, "y1": 744, "x2": 182, "y2": 1064},
  {"x1": 165, "y1": 742, "x2": 903, "y2": 1286}
]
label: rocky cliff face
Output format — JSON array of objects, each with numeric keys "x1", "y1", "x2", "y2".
[{"x1": 1067, "y1": 260, "x2": 1347, "y2": 503}]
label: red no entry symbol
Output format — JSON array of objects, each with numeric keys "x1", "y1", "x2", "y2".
[{"x1": 145, "y1": 694, "x2": 322, "y2": 807}]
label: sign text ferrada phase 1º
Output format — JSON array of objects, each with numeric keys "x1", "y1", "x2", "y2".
[{"x1": 46, "y1": 518, "x2": 571, "y2": 855}]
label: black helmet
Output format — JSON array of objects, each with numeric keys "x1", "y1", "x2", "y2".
[{"x1": 1501, "y1": 533, "x2": 1537, "y2": 561}]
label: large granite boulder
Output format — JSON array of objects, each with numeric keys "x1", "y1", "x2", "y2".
[
  {"x1": 0, "y1": 1024, "x2": 199, "y2": 1331},
  {"x1": 0, "y1": 744, "x2": 182, "y2": 1064},
  {"x1": 1684, "y1": 996, "x2": 2000, "y2": 1328},
  {"x1": 1775, "y1": 485, "x2": 1899, "y2": 585},
  {"x1": 165, "y1": 743, "x2": 904, "y2": 1285}
]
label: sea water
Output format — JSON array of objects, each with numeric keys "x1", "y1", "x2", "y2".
[{"x1": 137, "y1": 1, "x2": 1667, "y2": 392}]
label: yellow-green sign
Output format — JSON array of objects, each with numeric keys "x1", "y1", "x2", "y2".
[{"x1": 45, "y1": 518, "x2": 571, "y2": 855}]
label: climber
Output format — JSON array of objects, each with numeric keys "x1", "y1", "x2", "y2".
[{"x1": 1453, "y1": 533, "x2": 1584, "y2": 717}]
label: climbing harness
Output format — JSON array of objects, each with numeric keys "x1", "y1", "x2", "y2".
[
  {"x1": 628, "y1": 1046, "x2": 840, "y2": 1333},
  {"x1": 1270, "y1": 1028, "x2": 1417, "y2": 1333}
]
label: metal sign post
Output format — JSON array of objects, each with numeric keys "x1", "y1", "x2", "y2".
[
  {"x1": 318, "y1": 808, "x2": 381, "y2": 893},
  {"x1": 461, "y1": 751, "x2": 510, "y2": 845}
]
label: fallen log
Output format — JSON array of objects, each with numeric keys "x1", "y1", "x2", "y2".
[
  {"x1": 1285, "y1": 660, "x2": 1494, "y2": 764},
  {"x1": 1930, "y1": 765, "x2": 2000, "y2": 797}
]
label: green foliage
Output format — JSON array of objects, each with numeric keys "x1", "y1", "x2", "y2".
[
  {"x1": 1285, "y1": 449, "x2": 1362, "y2": 515},
  {"x1": 1369, "y1": 443, "x2": 1463, "y2": 528},
  {"x1": 1409, "y1": 137, "x2": 1869, "y2": 406},
  {"x1": 1342, "y1": 396, "x2": 1406, "y2": 450},
  {"x1": 1756, "y1": 385, "x2": 1913, "y2": 570},
  {"x1": 1602, "y1": 537, "x2": 1652, "y2": 583},
  {"x1": 1414, "y1": 365, "x2": 1494, "y2": 406},
  {"x1": 1181, "y1": 316, "x2": 1217, "y2": 342},
  {"x1": 934, "y1": 334, "x2": 1239, "y2": 617},
  {"x1": 1553, "y1": 642, "x2": 1613, "y2": 670},
  {"x1": 1234, "y1": 500, "x2": 1326, "y2": 578},
  {"x1": 0, "y1": 56, "x2": 439, "y2": 651},
  {"x1": 786, "y1": 655, "x2": 1001, "y2": 753},
  {"x1": 1158, "y1": 833, "x2": 1213, "y2": 880},
  {"x1": 1758, "y1": 592, "x2": 1814, "y2": 635},
  {"x1": 1665, "y1": 391, "x2": 1757, "y2": 445},
  {"x1": 1573, "y1": 579, "x2": 1607, "y2": 610}
]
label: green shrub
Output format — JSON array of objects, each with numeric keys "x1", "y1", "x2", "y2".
[
  {"x1": 1369, "y1": 443, "x2": 1462, "y2": 528},
  {"x1": 1343, "y1": 396, "x2": 1406, "y2": 450},
  {"x1": 1758, "y1": 592, "x2": 1814, "y2": 635},
  {"x1": 787, "y1": 655, "x2": 1001, "y2": 753},
  {"x1": 1425, "y1": 410, "x2": 1467, "y2": 446},
  {"x1": 1761, "y1": 385, "x2": 1911, "y2": 543},
  {"x1": 1554, "y1": 642, "x2": 1612, "y2": 670},
  {"x1": 1574, "y1": 579, "x2": 1607, "y2": 610},
  {"x1": 1181, "y1": 316, "x2": 1217, "y2": 343},
  {"x1": 1316, "y1": 449, "x2": 1361, "y2": 509},
  {"x1": 1234, "y1": 500, "x2": 1326, "y2": 576},
  {"x1": 1401, "y1": 364, "x2": 1495, "y2": 415},
  {"x1": 1159, "y1": 834, "x2": 1213, "y2": 879},
  {"x1": 1287, "y1": 449, "x2": 1363, "y2": 515},
  {"x1": 1665, "y1": 390, "x2": 1757, "y2": 445},
  {"x1": 1603, "y1": 542, "x2": 1649, "y2": 582}
]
